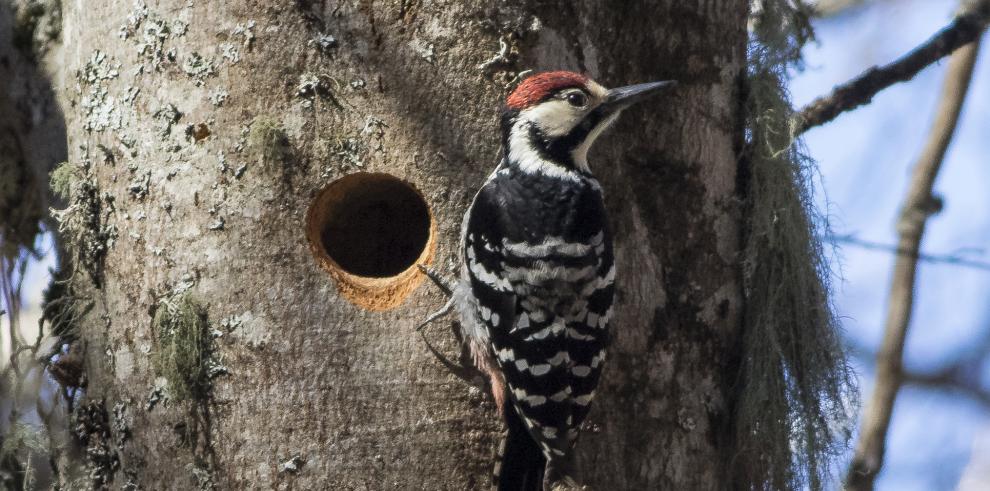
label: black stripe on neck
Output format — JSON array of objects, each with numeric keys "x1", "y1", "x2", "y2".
[{"x1": 500, "y1": 105, "x2": 610, "y2": 177}]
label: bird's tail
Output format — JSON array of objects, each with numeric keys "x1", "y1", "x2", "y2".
[{"x1": 494, "y1": 402, "x2": 546, "y2": 491}]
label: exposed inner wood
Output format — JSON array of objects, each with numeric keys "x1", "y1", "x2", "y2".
[{"x1": 306, "y1": 172, "x2": 435, "y2": 310}]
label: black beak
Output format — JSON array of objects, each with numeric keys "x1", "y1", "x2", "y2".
[{"x1": 601, "y1": 80, "x2": 677, "y2": 113}]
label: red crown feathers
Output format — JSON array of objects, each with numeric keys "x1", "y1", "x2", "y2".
[{"x1": 506, "y1": 71, "x2": 589, "y2": 109}]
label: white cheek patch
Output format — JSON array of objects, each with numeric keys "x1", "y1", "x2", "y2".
[
  {"x1": 507, "y1": 121, "x2": 582, "y2": 182},
  {"x1": 520, "y1": 100, "x2": 581, "y2": 137}
]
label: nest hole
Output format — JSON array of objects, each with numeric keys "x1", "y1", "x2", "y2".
[{"x1": 306, "y1": 173, "x2": 435, "y2": 310}]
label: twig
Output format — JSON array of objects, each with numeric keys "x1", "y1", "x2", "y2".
[
  {"x1": 832, "y1": 234, "x2": 990, "y2": 272},
  {"x1": 844, "y1": 37, "x2": 982, "y2": 491},
  {"x1": 813, "y1": 0, "x2": 874, "y2": 17},
  {"x1": 797, "y1": 1, "x2": 990, "y2": 134}
]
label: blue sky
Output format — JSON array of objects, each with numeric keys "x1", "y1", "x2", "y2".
[{"x1": 794, "y1": 0, "x2": 990, "y2": 488}]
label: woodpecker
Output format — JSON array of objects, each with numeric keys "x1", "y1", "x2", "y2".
[{"x1": 438, "y1": 71, "x2": 675, "y2": 490}]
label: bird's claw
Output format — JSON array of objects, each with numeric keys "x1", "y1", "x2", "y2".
[
  {"x1": 417, "y1": 264, "x2": 455, "y2": 297},
  {"x1": 416, "y1": 296, "x2": 455, "y2": 332},
  {"x1": 416, "y1": 263, "x2": 457, "y2": 331},
  {"x1": 416, "y1": 264, "x2": 482, "y2": 386}
]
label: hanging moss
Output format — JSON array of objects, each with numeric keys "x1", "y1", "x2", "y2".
[
  {"x1": 50, "y1": 160, "x2": 118, "y2": 287},
  {"x1": 152, "y1": 293, "x2": 211, "y2": 402},
  {"x1": 732, "y1": 1, "x2": 857, "y2": 489}
]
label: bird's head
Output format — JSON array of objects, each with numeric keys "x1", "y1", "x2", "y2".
[{"x1": 501, "y1": 71, "x2": 676, "y2": 173}]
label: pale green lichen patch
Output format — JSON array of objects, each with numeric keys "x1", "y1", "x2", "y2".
[
  {"x1": 312, "y1": 118, "x2": 393, "y2": 177},
  {"x1": 297, "y1": 73, "x2": 324, "y2": 99},
  {"x1": 49, "y1": 160, "x2": 76, "y2": 200},
  {"x1": 111, "y1": 402, "x2": 131, "y2": 448},
  {"x1": 80, "y1": 87, "x2": 122, "y2": 132},
  {"x1": 206, "y1": 217, "x2": 224, "y2": 231},
  {"x1": 207, "y1": 87, "x2": 229, "y2": 107},
  {"x1": 323, "y1": 138, "x2": 364, "y2": 174},
  {"x1": 119, "y1": 5, "x2": 185, "y2": 73},
  {"x1": 733, "y1": 2, "x2": 856, "y2": 490},
  {"x1": 188, "y1": 459, "x2": 216, "y2": 490},
  {"x1": 152, "y1": 292, "x2": 210, "y2": 402},
  {"x1": 411, "y1": 38, "x2": 436, "y2": 63},
  {"x1": 231, "y1": 20, "x2": 256, "y2": 48},
  {"x1": 278, "y1": 455, "x2": 305, "y2": 474},
  {"x1": 248, "y1": 117, "x2": 290, "y2": 163},
  {"x1": 146, "y1": 383, "x2": 165, "y2": 411},
  {"x1": 219, "y1": 42, "x2": 240, "y2": 64},
  {"x1": 77, "y1": 50, "x2": 124, "y2": 132},
  {"x1": 80, "y1": 50, "x2": 120, "y2": 83},
  {"x1": 127, "y1": 171, "x2": 152, "y2": 200},
  {"x1": 182, "y1": 52, "x2": 216, "y2": 86}
]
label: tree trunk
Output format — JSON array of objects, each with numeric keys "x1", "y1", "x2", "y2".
[{"x1": 57, "y1": 1, "x2": 747, "y2": 488}]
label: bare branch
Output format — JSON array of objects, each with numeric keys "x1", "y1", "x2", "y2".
[
  {"x1": 844, "y1": 37, "x2": 982, "y2": 491},
  {"x1": 813, "y1": 0, "x2": 874, "y2": 18},
  {"x1": 797, "y1": 2, "x2": 989, "y2": 134}
]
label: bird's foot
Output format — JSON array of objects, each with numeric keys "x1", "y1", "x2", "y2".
[
  {"x1": 417, "y1": 295, "x2": 454, "y2": 332},
  {"x1": 415, "y1": 264, "x2": 485, "y2": 387},
  {"x1": 417, "y1": 264, "x2": 455, "y2": 297}
]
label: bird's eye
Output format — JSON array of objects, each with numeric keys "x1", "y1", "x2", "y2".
[{"x1": 566, "y1": 92, "x2": 587, "y2": 107}]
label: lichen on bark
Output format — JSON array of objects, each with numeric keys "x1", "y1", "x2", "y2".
[
  {"x1": 45, "y1": 1, "x2": 756, "y2": 488},
  {"x1": 50, "y1": 158, "x2": 118, "y2": 287},
  {"x1": 247, "y1": 117, "x2": 291, "y2": 164}
]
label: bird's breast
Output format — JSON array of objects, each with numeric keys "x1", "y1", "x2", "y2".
[{"x1": 494, "y1": 168, "x2": 606, "y2": 244}]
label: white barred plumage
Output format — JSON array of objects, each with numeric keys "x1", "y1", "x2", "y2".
[{"x1": 446, "y1": 71, "x2": 675, "y2": 491}]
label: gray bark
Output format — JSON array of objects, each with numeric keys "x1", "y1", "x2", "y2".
[{"x1": 55, "y1": 1, "x2": 747, "y2": 488}]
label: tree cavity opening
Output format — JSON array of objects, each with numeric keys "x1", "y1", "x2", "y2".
[{"x1": 306, "y1": 172, "x2": 435, "y2": 310}]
